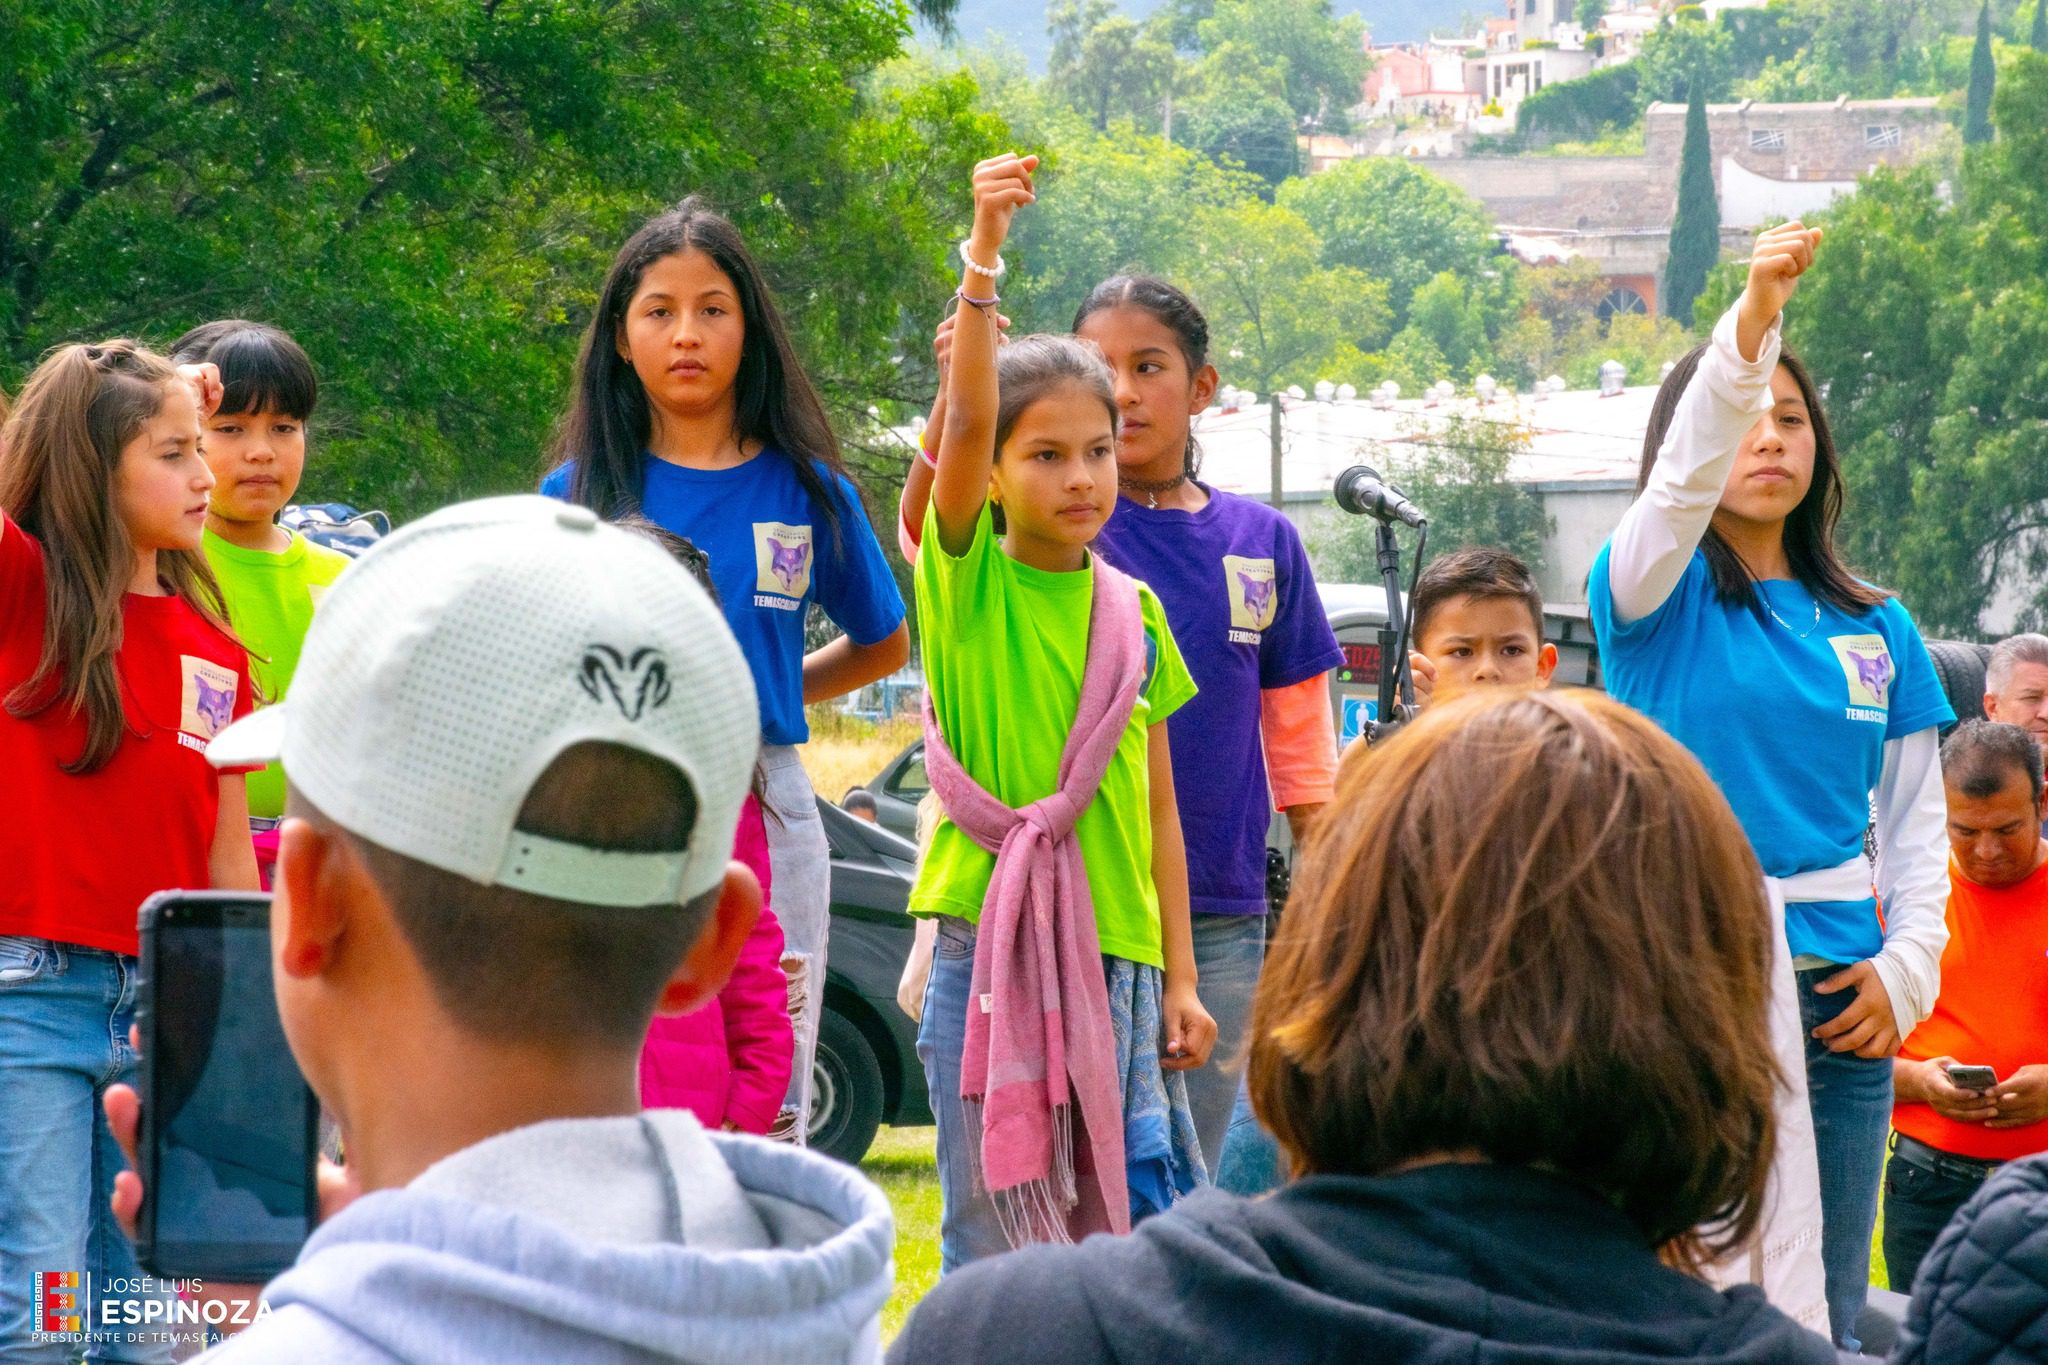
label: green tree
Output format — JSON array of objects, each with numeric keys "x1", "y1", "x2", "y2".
[
  {"x1": 1184, "y1": 199, "x2": 1392, "y2": 394},
  {"x1": 1516, "y1": 61, "x2": 1642, "y2": 142},
  {"x1": 1048, "y1": 2, "x2": 1181, "y2": 132},
  {"x1": 1662, "y1": 81, "x2": 1721, "y2": 328},
  {"x1": 1576, "y1": 0, "x2": 1609, "y2": 31},
  {"x1": 1304, "y1": 413, "x2": 1552, "y2": 582},
  {"x1": 1755, "y1": 51, "x2": 2048, "y2": 634},
  {"x1": 1196, "y1": 0, "x2": 1370, "y2": 130},
  {"x1": 1001, "y1": 127, "x2": 1265, "y2": 335},
  {"x1": 2034, "y1": 0, "x2": 2047, "y2": 51},
  {"x1": 1636, "y1": 5, "x2": 1738, "y2": 104},
  {"x1": 0, "y1": 0, "x2": 997, "y2": 520},
  {"x1": 1276, "y1": 157, "x2": 1496, "y2": 322},
  {"x1": 1967, "y1": 0, "x2": 1998, "y2": 141},
  {"x1": 1179, "y1": 43, "x2": 1304, "y2": 184},
  {"x1": 1405, "y1": 271, "x2": 1491, "y2": 378}
]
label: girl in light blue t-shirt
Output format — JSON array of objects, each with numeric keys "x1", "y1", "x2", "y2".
[{"x1": 1590, "y1": 224, "x2": 1952, "y2": 1349}]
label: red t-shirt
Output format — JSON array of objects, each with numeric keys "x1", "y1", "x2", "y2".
[
  {"x1": 1895, "y1": 852, "x2": 2048, "y2": 1161},
  {"x1": 1, "y1": 512, "x2": 254, "y2": 956}
]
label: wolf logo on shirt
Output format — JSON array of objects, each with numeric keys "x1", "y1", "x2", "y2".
[
  {"x1": 753, "y1": 522, "x2": 812, "y2": 609},
  {"x1": 179, "y1": 656, "x2": 239, "y2": 743},
  {"x1": 1829, "y1": 633, "x2": 1893, "y2": 722},
  {"x1": 1222, "y1": 555, "x2": 1278, "y2": 644}
]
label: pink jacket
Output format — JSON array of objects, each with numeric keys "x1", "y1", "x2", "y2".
[{"x1": 638, "y1": 793, "x2": 794, "y2": 1133}]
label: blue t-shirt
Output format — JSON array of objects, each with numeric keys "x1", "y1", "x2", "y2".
[
  {"x1": 1590, "y1": 545, "x2": 1953, "y2": 964},
  {"x1": 542, "y1": 452, "x2": 904, "y2": 746},
  {"x1": 1094, "y1": 486, "x2": 1342, "y2": 915}
]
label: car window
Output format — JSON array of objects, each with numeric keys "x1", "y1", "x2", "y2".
[{"x1": 886, "y1": 749, "x2": 929, "y2": 801}]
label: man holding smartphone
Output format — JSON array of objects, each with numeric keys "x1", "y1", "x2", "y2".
[{"x1": 1885, "y1": 720, "x2": 2048, "y2": 1289}]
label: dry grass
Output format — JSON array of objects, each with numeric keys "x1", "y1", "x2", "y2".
[{"x1": 800, "y1": 706, "x2": 920, "y2": 806}]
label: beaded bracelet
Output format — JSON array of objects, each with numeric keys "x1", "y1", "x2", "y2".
[{"x1": 959, "y1": 240, "x2": 1006, "y2": 280}]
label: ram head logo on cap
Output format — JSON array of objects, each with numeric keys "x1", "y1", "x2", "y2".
[{"x1": 578, "y1": 645, "x2": 674, "y2": 722}]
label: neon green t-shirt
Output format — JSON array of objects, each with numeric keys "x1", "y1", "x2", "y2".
[
  {"x1": 203, "y1": 528, "x2": 351, "y2": 818},
  {"x1": 910, "y1": 501, "x2": 1197, "y2": 969}
]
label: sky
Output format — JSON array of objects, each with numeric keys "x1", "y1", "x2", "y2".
[{"x1": 922, "y1": 1, "x2": 1488, "y2": 70}]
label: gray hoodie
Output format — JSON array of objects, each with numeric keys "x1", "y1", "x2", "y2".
[{"x1": 196, "y1": 1110, "x2": 894, "y2": 1364}]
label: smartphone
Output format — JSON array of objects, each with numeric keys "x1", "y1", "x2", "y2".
[
  {"x1": 136, "y1": 891, "x2": 319, "y2": 1281},
  {"x1": 1944, "y1": 1062, "x2": 1999, "y2": 1092}
]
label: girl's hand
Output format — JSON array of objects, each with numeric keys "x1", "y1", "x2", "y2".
[
  {"x1": 968, "y1": 153, "x2": 1037, "y2": 260},
  {"x1": 1738, "y1": 222, "x2": 1821, "y2": 341},
  {"x1": 1810, "y1": 958, "x2": 1901, "y2": 1058},
  {"x1": 175, "y1": 361, "x2": 224, "y2": 421},
  {"x1": 1162, "y1": 981, "x2": 1216, "y2": 1072},
  {"x1": 934, "y1": 309, "x2": 1009, "y2": 382}
]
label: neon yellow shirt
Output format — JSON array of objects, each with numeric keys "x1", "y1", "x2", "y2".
[
  {"x1": 203, "y1": 529, "x2": 350, "y2": 818},
  {"x1": 910, "y1": 502, "x2": 1196, "y2": 968}
]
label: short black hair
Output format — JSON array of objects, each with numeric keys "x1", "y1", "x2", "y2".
[
  {"x1": 168, "y1": 320, "x2": 318, "y2": 421},
  {"x1": 1411, "y1": 547, "x2": 1545, "y2": 646},
  {"x1": 843, "y1": 788, "x2": 878, "y2": 814},
  {"x1": 1943, "y1": 720, "x2": 2046, "y2": 806},
  {"x1": 296, "y1": 740, "x2": 717, "y2": 1051}
]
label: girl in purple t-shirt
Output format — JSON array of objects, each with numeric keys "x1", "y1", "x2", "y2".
[{"x1": 900, "y1": 276, "x2": 1341, "y2": 1170}]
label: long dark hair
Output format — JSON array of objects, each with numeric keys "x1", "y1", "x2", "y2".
[
  {"x1": 0, "y1": 342, "x2": 234, "y2": 773},
  {"x1": 548, "y1": 197, "x2": 850, "y2": 545},
  {"x1": 1072, "y1": 274, "x2": 1210, "y2": 477},
  {"x1": 1638, "y1": 344, "x2": 1885, "y2": 616}
]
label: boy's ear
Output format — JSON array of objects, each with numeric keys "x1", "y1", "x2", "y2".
[
  {"x1": 653, "y1": 862, "x2": 763, "y2": 1017},
  {"x1": 1536, "y1": 641, "x2": 1559, "y2": 687},
  {"x1": 275, "y1": 817, "x2": 356, "y2": 980}
]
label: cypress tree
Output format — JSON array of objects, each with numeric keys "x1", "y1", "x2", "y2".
[
  {"x1": 1965, "y1": 0, "x2": 1996, "y2": 145},
  {"x1": 2032, "y1": 0, "x2": 2045, "y2": 54},
  {"x1": 1663, "y1": 79, "x2": 1719, "y2": 329}
]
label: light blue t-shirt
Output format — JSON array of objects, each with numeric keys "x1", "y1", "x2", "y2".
[
  {"x1": 543, "y1": 452, "x2": 904, "y2": 746},
  {"x1": 1590, "y1": 546, "x2": 1953, "y2": 964}
]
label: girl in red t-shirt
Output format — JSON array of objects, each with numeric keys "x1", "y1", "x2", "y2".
[{"x1": 0, "y1": 341, "x2": 259, "y2": 1351}]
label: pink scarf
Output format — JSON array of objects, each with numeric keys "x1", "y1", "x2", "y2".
[{"x1": 921, "y1": 554, "x2": 1147, "y2": 1247}]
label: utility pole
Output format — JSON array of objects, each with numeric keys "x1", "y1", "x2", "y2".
[{"x1": 1269, "y1": 393, "x2": 1285, "y2": 510}]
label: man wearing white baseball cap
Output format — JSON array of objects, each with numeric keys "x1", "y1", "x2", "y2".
[{"x1": 106, "y1": 496, "x2": 894, "y2": 1364}]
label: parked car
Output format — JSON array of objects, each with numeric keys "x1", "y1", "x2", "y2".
[
  {"x1": 860, "y1": 580, "x2": 1604, "y2": 845},
  {"x1": 810, "y1": 796, "x2": 929, "y2": 1164}
]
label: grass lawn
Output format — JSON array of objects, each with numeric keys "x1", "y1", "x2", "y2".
[{"x1": 860, "y1": 1126, "x2": 943, "y2": 1341}]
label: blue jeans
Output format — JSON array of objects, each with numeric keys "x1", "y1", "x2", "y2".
[
  {"x1": 1215, "y1": 1083, "x2": 1286, "y2": 1196},
  {"x1": 0, "y1": 937, "x2": 174, "y2": 1364},
  {"x1": 1178, "y1": 914, "x2": 1266, "y2": 1176},
  {"x1": 916, "y1": 917, "x2": 1012, "y2": 1272},
  {"x1": 1798, "y1": 965, "x2": 1893, "y2": 1350}
]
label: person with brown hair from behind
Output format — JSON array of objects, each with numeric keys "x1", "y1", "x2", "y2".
[{"x1": 889, "y1": 690, "x2": 1843, "y2": 1365}]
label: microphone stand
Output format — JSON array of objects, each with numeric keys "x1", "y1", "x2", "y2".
[{"x1": 1369, "y1": 519, "x2": 1427, "y2": 746}]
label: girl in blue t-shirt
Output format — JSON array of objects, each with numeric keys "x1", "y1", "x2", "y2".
[
  {"x1": 1590, "y1": 223, "x2": 1952, "y2": 1348},
  {"x1": 541, "y1": 198, "x2": 910, "y2": 1142},
  {"x1": 900, "y1": 279, "x2": 1342, "y2": 1174}
]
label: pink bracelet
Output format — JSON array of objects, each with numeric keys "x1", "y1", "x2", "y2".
[{"x1": 918, "y1": 440, "x2": 939, "y2": 472}]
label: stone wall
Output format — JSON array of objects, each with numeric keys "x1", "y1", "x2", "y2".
[{"x1": 1643, "y1": 97, "x2": 1947, "y2": 188}]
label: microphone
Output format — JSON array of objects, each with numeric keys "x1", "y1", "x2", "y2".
[{"x1": 1333, "y1": 465, "x2": 1428, "y2": 527}]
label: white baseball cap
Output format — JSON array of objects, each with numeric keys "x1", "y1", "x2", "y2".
[{"x1": 208, "y1": 495, "x2": 760, "y2": 907}]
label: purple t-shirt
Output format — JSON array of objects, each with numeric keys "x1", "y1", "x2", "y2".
[{"x1": 1094, "y1": 485, "x2": 1341, "y2": 915}]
